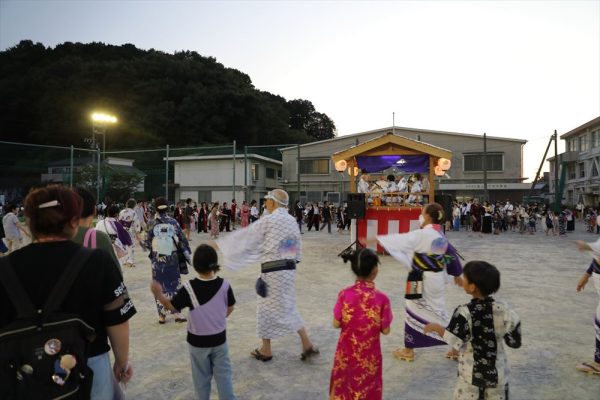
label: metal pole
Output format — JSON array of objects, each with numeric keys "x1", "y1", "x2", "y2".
[
  {"x1": 69, "y1": 145, "x2": 74, "y2": 188},
  {"x1": 232, "y1": 141, "x2": 236, "y2": 201},
  {"x1": 165, "y1": 144, "x2": 170, "y2": 201},
  {"x1": 102, "y1": 130, "x2": 106, "y2": 201},
  {"x1": 244, "y1": 146, "x2": 248, "y2": 201},
  {"x1": 392, "y1": 112, "x2": 395, "y2": 134},
  {"x1": 554, "y1": 129, "x2": 559, "y2": 209},
  {"x1": 483, "y1": 132, "x2": 488, "y2": 202},
  {"x1": 96, "y1": 147, "x2": 101, "y2": 203},
  {"x1": 297, "y1": 144, "x2": 301, "y2": 202}
]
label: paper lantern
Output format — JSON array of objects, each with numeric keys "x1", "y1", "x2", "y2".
[
  {"x1": 347, "y1": 166, "x2": 359, "y2": 176},
  {"x1": 334, "y1": 159, "x2": 347, "y2": 172},
  {"x1": 434, "y1": 165, "x2": 445, "y2": 176},
  {"x1": 437, "y1": 158, "x2": 451, "y2": 171}
]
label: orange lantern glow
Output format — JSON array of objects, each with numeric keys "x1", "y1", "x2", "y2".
[
  {"x1": 434, "y1": 165, "x2": 445, "y2": 176},
  {"x1": 334, "y1": 159, "x2": 347, "y2": 172},
  {"x1": 437, "y1": 158, "x2": 451, "y2": 171}
]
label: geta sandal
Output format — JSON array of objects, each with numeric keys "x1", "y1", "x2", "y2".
[
  {"x1": 393, "y1": 348, "x2": 415, "y2": 362},
  {"x1": 576, "y1": 362, "x2": 600, "y2": 375},
  {"x1": 251, "y1": 348, "x2": 273, "y2": 362},
  {"x1": 300, "y1": 346, "x2": 320, "y2": 361}
]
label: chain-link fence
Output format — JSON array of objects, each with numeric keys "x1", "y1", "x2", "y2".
[{"x1": 0, "y1": 140, "x2": 297, "y2": 205}]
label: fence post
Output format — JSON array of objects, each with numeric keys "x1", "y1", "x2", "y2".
[
  {"x1": 69, "y1": 145, "x2": 74, "y2": 188},
  {"x1": 96, "y1": 148, "x2": 101, "y2": 203},
  {"x1": 244, "y1": 146, "x2": 248, "y2": 201},
  {"x1": 232, "y1": 141, "x2": 236, "y2": 201},
  {"x1": 165, "y1": 144, "x2": 170, "y2": 201},
  {"x1": 297, "y1": 144, "x2": 301, "y2": 202}
]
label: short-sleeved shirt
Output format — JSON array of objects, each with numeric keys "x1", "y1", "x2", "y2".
[
  {"x1": 0, "y1": 241, "x2": 136, "y2": 357},
  {"x1": 73, "y1": 226, "x2": 120, "y2": 268},
  {"x1": 171, "y1": 277, "x2": 235, "y2": 347},
  {"x1": 2, "y1": 212, "x2": 20, "y2": 239}
]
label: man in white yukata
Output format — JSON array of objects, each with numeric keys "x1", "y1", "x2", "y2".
[{"x1": 216, "y1": 189, "x2": 318, "y2": 362}]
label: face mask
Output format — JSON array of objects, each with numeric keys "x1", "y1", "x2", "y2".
[{"x1": 419, "y1": 214, "x2": 425, "y2": 226}]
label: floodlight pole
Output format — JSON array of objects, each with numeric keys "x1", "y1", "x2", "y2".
[
  {"x1": 232, "y1": 140, "x2": 236, "y2": 201},
  {"x1": 165, "y1": 144, "x2": 170, "y2": 201}
]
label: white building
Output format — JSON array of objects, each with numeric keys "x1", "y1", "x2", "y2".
[{"x1": 168, "y1": 154, "x2": 282, "y2": 204}]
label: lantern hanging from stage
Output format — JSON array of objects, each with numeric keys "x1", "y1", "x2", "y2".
[
  {"x1": 437, "y1": 158, "x2": 451, "y2": 171},
  {"x1": 347, "y1": 166, "x2": 359, "y2": 176},
  {"x1": 434, "y1": 165, "x2": 445, "y2": 176},
  {"x1": 334, "y1": 159, "x2": 347, "y2": 172}
]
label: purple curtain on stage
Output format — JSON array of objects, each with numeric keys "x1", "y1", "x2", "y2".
[{"x1": 356, "y1": 155, "x2": 429, "y2": 173}]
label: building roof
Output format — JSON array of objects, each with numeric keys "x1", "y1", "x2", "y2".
[
  {"x1": 560, "y1": 116, "x2": 600, "y2": 139},
  {"x1": 165, "y1": 153, "x2": 282, "y2": 165},
  {"x1": 280, "y1": 125, "x2": 526, "y2": 151},
  {"x1": 107, "y1": 164, "x2": 146, "y2": 176},
  {"x1": 332, "y1": 132, "x2": 452, "y2": 163}
]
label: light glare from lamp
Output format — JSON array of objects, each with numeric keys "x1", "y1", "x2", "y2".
[
  {"x1": 92, "y1": 113, "x2": 118, "y2": 123},
  {"x1": 334, "y1": 159, "x2": 347, "y2": 172}
]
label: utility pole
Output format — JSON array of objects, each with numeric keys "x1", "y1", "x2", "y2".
[
  {"x1": 483, "y1": 132, "x2": 488, "y2": 202},
  {"x1": 244, "y1": 146, "x2": 248, "y2": 202}
]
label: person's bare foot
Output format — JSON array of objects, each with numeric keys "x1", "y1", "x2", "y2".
[
  {"x1": 393, "y1": 347, "x2": 414, "y2": 361},
  {"x1": 576, "y1": 361, "x2": 600, "y2": 375},
  {"x1": 446, "y1": 348, "x2": 459, "y2": 361}
]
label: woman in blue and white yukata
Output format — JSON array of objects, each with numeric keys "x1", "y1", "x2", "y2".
[
  {"x1": 575, "y1": 238, "x2": 600, "y2": 376},
  {"x1": 145, "y1": 197, "x2": 191, "y2": 324},
  {"x1": 377, "y1": 202, "x2": 463, "y2": 362}
]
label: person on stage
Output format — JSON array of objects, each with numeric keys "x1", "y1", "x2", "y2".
[
  {"x1": 375, "y1": 203, "x2": 463, "y2": 362},
  {"x1": 215, "y1": 189, "x2": 318, "y2": 362}
]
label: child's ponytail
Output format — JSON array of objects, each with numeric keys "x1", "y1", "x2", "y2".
[{"x1": 342, "y1": 248, "x2": 380, "y2": 278}]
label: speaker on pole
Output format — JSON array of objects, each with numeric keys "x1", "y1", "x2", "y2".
[{"x1": 346, "y1": 193, "x2": 366, "y2": 219}]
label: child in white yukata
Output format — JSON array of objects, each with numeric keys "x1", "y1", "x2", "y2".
[
  {"x1": 575, "y1": 239, "x2": 600, "y2": 376},
  {"x1": 424, "y1": 261, "x2": 521, "y2": 400}
]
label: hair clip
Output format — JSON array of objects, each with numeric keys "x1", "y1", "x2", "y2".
[
  {"x1": 157, "y1": 205, "x2": 168, "y2": 210},
  {"x1": 38, "y1": 200, "x2": 60, "y2": 209}
]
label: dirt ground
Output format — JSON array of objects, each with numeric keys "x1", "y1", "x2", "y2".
[{"x1": 122, "y1": 222, "x2": 600, "y2": 399}]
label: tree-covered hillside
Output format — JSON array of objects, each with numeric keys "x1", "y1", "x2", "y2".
[{"x1": 0, "y1": 40, "x2": 336, "y2": 148}]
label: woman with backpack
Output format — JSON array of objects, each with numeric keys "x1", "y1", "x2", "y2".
[
  {"x1": 144, "y1": 197, "x2": 191, "y2": 325},
  {"x1": 0, "y1": 185, "x2": 136, "y2": 400}
]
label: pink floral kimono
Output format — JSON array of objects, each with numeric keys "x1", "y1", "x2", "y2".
[{"x1": 330, "y1": 280, "x2": 393, "y2": 400}]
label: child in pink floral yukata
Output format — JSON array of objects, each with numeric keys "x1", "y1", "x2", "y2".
[{"x1": 329, "y1": 248, "x2": 393, "y2": 400}]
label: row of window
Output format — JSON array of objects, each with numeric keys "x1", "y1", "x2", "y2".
[
  {"x1": 298, "y1": 153, "x2": 504, "y2": 175},
  {"x1": 566, "y1": 129, "x2": 600, "y2": 152},
  {"x1": 567, "y1": 161, "x2": 600, "y2": 180},
  {"x1": 250, "y1": 164, "x2": 282, "y2": 181}
]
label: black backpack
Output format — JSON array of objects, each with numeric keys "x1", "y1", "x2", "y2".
[{"x1": 0, "y1": 247, "x2": 96, "y2": 400}]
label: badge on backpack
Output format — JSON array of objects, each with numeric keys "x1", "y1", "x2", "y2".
[{"x1": 44, "y1": 338, "x2": 62, "y2": 355}]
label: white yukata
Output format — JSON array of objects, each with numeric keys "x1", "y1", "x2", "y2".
[
  {"x1": 118, "y1": 208, "x2": 141, "y2": 265},
  {"x1": 378, "y1": 225, "x2": 460, "y2": 348},
  {"x1": 216, "y1": 207, "x2": 304, "y2": 339},
  {"x1": 582, "y1": 239, "x2": 600, "y2": 365},
  {"x1": 444, "y1": 299, "x2": 521, "y2": 400}
]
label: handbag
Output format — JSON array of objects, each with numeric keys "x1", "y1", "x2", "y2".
[
  {"x1": 172, "y1": 238, "x2": 189, "y2": 275},
  {"x1": 255, "y1": 277, "x2": 267, "y2": 298}
]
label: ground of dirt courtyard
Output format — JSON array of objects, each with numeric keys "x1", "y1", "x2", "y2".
[{"x1": 121, "y1": 222, "x2": 600, "y2": 400}]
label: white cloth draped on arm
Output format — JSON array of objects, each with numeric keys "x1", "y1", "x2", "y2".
[{"x1": 216, "y1": 220, "x2": 263, "y2": 270}]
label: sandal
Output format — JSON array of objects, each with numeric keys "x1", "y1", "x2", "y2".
[
  {"x1": 175, "y1": 317, "x2": 187, "y2": 323},
  {"x1": 576, "y1": 362, "x2": 600, "y2": 375},
  {"x1": 446, "y1": 350, "x2": 459, "y2": 361},
  {"x1": 393, "y1": 348, "x2": 415, "y2": 362},
  {"x1": 251, "y1": 348, "x2": 273, "y2": 362},
  {"x1": 158, "y1": 315, "x2": 166, "y2": 324},
  {"x1": 300, "y1": 346, "x2": 320, "y2": 361}
]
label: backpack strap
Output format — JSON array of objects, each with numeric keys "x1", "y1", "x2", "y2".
[
  {"x1": 183, "y1": 280, "x2": 200, "y2": 309},
  {"x1": 83, "y1": 227, "x2": 97, "y2": 249},
  {"x1": 0, "y1": 256, "x2": 37, "y2": 318},
  {"x1": 43, "y1": 247, "x2": 93, "y2": 313}
]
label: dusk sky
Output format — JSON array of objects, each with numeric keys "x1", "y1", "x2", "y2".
[{"x1": 1, "y1": 0, "x2": 599, "y2": 181}]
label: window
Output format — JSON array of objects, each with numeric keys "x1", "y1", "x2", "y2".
[
  {"x1": 579, "y1": 135, "x2": 589, "y2": 152},
  {"x1": 567, "y1": 138, "x2": 576, "y2": 152},
  {"x1": 299, "y1": 158, "x2": 330, "y2": 175},
  {"x1": 277, "y1": 169, "x2": 282, "y2": 178},
  {"x1": 592, "y1": 163, "x2": 599, "y2": 177},
  {"x1": 592, "y1": 130, "x2": 600, "y2": 148},
  {"x1": 463, "y1": 153, "x2": 503, "y2": 172},
  {"x1": 579, "y1": 162, "x2": 585, "y2": 178},
  {"x1": 251, "y1": 164, "x2": 259, "y2": 181},
  {"x1": 265, "y1": 167, "x2": 276, "y2": 179},
  {"x1": 568, "y1": 164, "x2": 576, "y2": 180}
]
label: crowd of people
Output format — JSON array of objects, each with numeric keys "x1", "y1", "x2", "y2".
[
  {"x1": 0, "y1": 188, "x2": 599, "y2": 400},
  {"x1": 449, "y1": 199, "x2": 576, "y2": 236}
]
